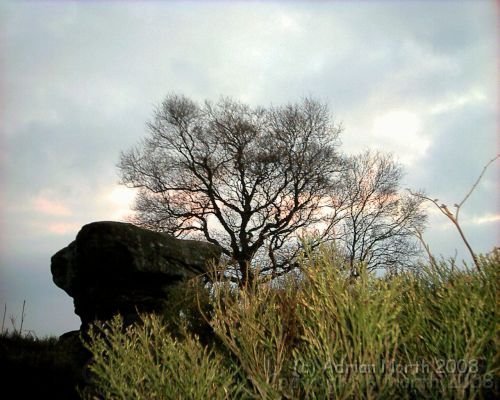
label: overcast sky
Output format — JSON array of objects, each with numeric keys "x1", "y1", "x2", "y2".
[{"x1": 0, "y1": 0, "x2": 498, "y2": 337}]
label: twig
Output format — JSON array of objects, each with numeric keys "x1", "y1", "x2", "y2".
[
  {"x1": 1, "y1": 304, "x2": 6, "y2": 334},
  {"x1": 456, "y1": 155, "x2": 499, "y2": 219},
  {"x1": 408, "y1": 154, "x2": 499, "y2": 272},
  {"x1": 415, "y1": 229, "x2": 438, "y2": 271},
  {"x1": 9, "y1": 315, "x2": 16, "y2": 334},
  {"x1": 20, "y1": 300, "x2": 26, "y2": 334}
]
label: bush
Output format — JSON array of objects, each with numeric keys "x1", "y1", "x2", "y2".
[
  {"x1": 82, "y1": 314, "x2": 244, "y2": 400},
  {"x1": 284, "y1": 248, "x2": 499, "y2": 399},
  {"x1": 83, "y1": 248, "x2": 499, "y2": 399}
]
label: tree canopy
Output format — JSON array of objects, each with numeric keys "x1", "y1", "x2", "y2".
[{"x1": 119, "y1": 95, "x2": 343, "y2": 286}]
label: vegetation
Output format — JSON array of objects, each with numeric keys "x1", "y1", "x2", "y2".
[
  {"x1": 82, "y1": 247, "x2": 499, "y2": 399},
  {"x1": 0, "y1": 328, "x2": 85, "y2": 399},
  {"x1": 5, "y1": 98, "x2": 497, "y2": 399}
]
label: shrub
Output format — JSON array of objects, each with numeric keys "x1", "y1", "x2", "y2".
[
  {"x1": 82, "y1": 314, "x2": 244, "y2": 400},
  {"x1": 209, "y1": 274, "x2": 302, "y2": 398},
  {"x1": 83, "y1": 247, "x2": 499, "y2": 399}
]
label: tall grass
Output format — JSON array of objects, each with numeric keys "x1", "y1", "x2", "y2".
[
  {"x1": 81, "y1": 314, "x2": 244, "y2": 400},
  {"x1": 83, "y1": 247, "x2": 499, "y2": 399}
]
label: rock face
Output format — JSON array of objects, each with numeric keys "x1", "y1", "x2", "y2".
[{"x1": 51, "y1": 221, "x2": 221, "y2": 327}]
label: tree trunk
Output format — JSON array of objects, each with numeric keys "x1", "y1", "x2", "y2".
[{"x1": 238, "y1": 259, "x2": 255, "y2": 289}]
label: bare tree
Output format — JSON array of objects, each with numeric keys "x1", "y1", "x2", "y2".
[
  {"x1": 119, "y1": 95, "x2": 343, "y2": 287},
  {"x1": 332, "y1": 151, "x2": 426, "y2": 275}
]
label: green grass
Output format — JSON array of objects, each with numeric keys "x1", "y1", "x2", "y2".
[{"x1": 82, "y1": 247, "x2": 499, "y2": 399}]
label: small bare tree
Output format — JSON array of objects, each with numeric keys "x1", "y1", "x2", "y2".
[
  {"x1": 119, "y1": 95, "x2": 343, "y2": 286},
  {"x1": 332, "y1": 151, "x2": 426, "y2": 275}
]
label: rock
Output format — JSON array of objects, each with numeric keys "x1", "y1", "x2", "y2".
[{"x1": 51, "y1": 221, "x2": 221, "y2": 327}]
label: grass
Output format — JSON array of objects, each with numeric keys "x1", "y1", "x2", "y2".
[
  {"x1": 82, "y1": 246, "x2": 499, "y2": 399},
  {"x1": 0, "y1": 329, "x2": 86, "y2": 399}
]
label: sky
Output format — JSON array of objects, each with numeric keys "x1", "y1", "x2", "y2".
[{"x1": 0, "y1": 0, "x2": 498, "y2": 337}]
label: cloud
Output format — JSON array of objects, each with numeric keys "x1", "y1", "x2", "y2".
[
  {"x1": 47, "y1": 222, "x2": 80, "y2": 235},
  {"x1": 429, "y1": 88, "x2": 487, "y2": 115},
  {"x1": 101, "y1": 186, "x2": 136, "y2": 221},
  {"x1": 277, "y1": 13, "x2": 302, "y2": 33},
  {"x1": 468, "y1": 214, "x2": 500, "y2": 226},
  {"x1": 370, "y1": 110, "x2": 430, "y2": 166},
  {"x1": 32, "y1": 194, "x2": 72, "y2": 217}
]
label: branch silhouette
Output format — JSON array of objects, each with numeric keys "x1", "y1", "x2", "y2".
[{"x1": 409, "y1": 154, "x2": 499, "y2": 272}]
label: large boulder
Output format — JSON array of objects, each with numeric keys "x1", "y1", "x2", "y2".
[{"x1": 51, "y1": 221, "x2": 221, "y2": 327}]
